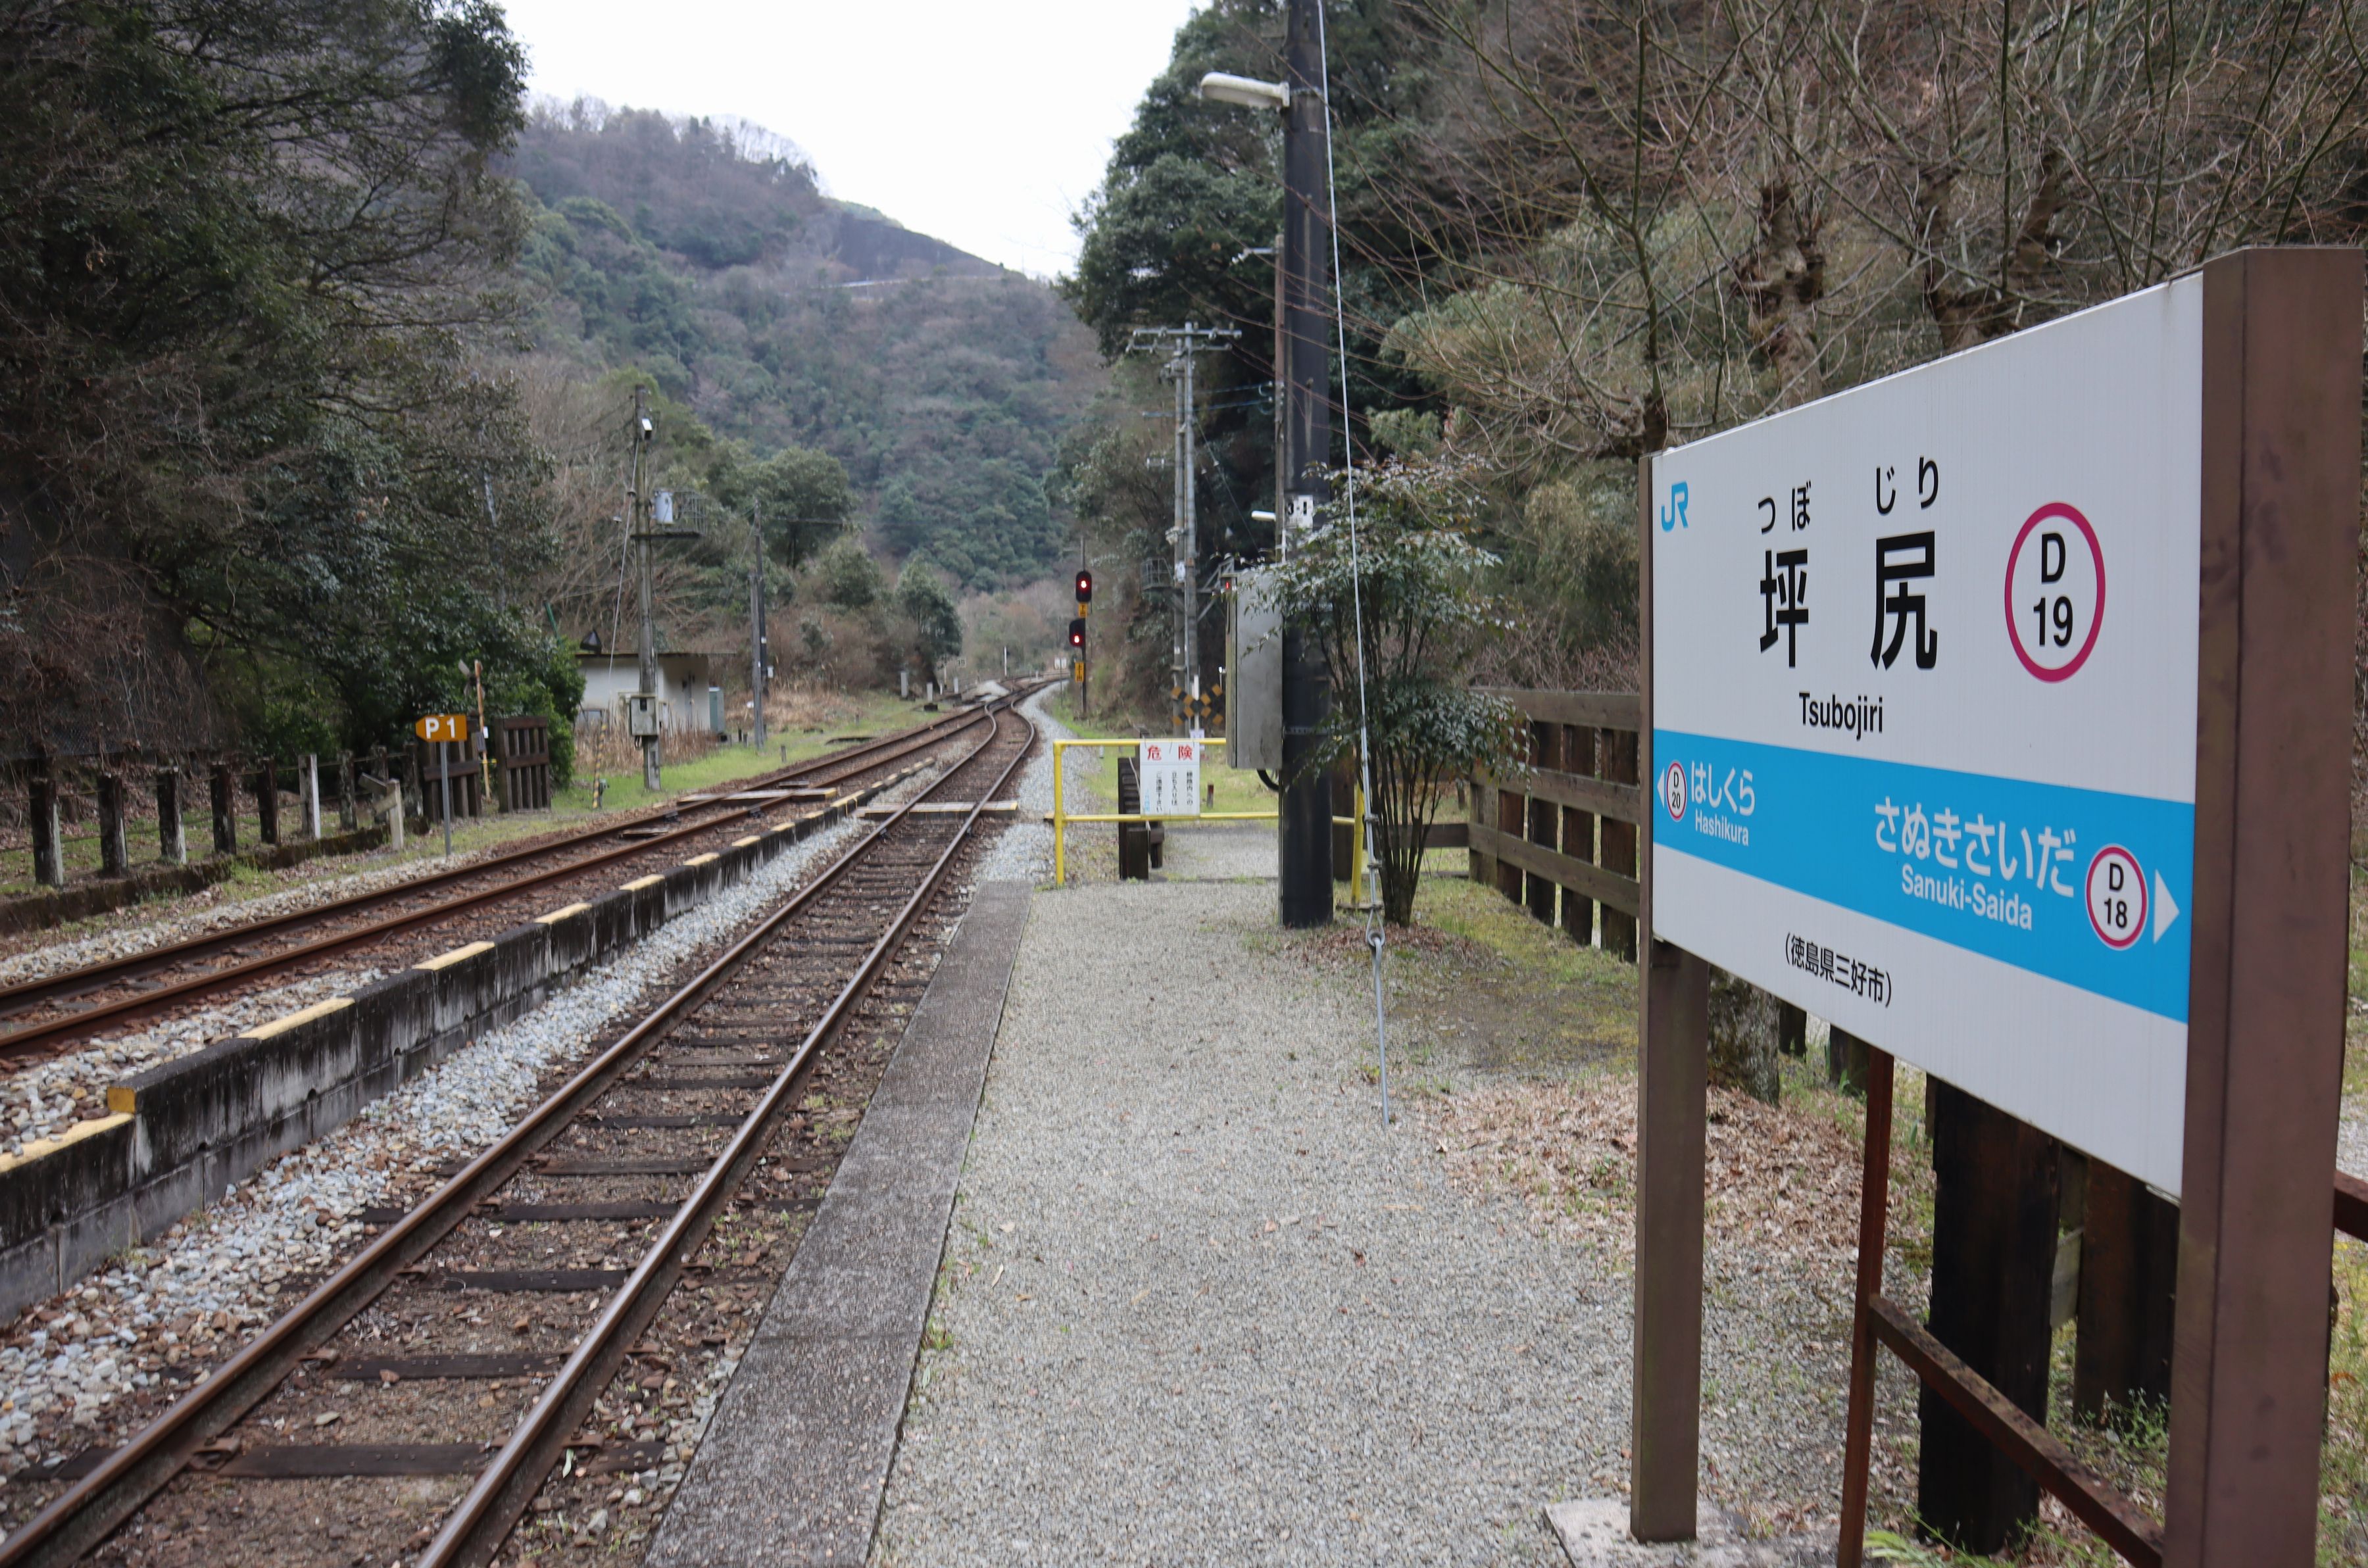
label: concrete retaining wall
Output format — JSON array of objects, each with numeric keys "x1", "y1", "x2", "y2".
[{"x1": 0, "y1": 777, "x2": 907, "y2": 1322}]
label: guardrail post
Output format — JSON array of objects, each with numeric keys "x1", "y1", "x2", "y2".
[
  {"x1": 28, "y1": 768, "x2": 64, "y2": 888},
  {"x1": 302, "y1": 754, "x2": 322, "y2": 839},
  {"x1": 1052, "y1": 739, "x2": 1068, "y2": 886}
]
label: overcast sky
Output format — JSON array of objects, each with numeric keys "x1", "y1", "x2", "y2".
[{"x1": 497, "y1": 0, "x2": 1202, "y2": 278}]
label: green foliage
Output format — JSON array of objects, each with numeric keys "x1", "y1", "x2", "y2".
[
  {"x1": 894, "y1": 558, "x2": 963, "y2": 675},
  {"x1": 508, "y1": 109, "x2": 1095, "y2": 593},
  {"x1": 1267, "y1": 458, "x2": 1525, "y2": 923},
  {"x1": 711, "y1": 443, "x2": 854, "y2": 568},
  {"x1": 812, "y1": 537, "x2": 885, "y2": 612}
]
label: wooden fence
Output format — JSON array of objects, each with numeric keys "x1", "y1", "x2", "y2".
[
  {"x1": 1466, "y1": 688, "x2": 1642, "y2": 958},
  {"x1": 493, "y1": 717, "x2": 553, "y2": 812}
]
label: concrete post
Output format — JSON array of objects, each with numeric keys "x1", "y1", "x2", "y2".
[
  {"x1": 96, "y1": 771, "x2": 128, "y2": 875},
  {"x1": 337, "y1": 752, "x2": 356, "y2": 831},
  {"x1": 302, "y1": 754, "x2": 322, "y2": 839},
  {"x1": 157, "y1": 768, "x2": 185, "y2": 865},
  {"x1": 210, "y1": 764, "x2": 236, "y2": 855},
  {"x1": 256, "y1": 758, "x2": 280, "y2": 845},
  {"x1": 28, "y1": 773, "x2": 64, "y2": 888}
]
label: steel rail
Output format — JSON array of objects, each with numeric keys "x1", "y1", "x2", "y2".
[
  {"x1": 418, "y1": 705, "x2": 1033, "y2": 1567},
  {"x1": 0, "y1": 700, "x2": 1013, "y2": 1063},
  {"x1": 0, "y1": 692, "x2": 1033, "y2": 1568}
]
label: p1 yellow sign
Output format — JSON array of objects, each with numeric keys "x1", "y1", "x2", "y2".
[{"x1": 414, "y1": 714, "x2": 469, "y2": 744}]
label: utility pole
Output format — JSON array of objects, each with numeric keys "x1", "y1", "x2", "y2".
[
  {"x1": 1277, "y1": 0, "x2": 1335, "y2": 927},
  {"x1": 630, "y1": 386, "x2": 660, "y2": 792},
  {"x1": 749, "y1": 502, "x2": 768, "y2": 750},
  {"x1": 1127, "y1": 321, "x2": 1237, "y2": 733}
]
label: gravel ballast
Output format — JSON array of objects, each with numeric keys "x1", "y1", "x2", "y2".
[
  {"x1": 0, "y1": 768, "x2": 941, "y2": 1486},
  {"x1": 872, "y1": 880, "x2": 1625, "y2": 1567}
]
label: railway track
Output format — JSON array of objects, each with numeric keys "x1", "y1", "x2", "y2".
[
  {"x1": 0, "y1": 693, "x2": 1037, "y2": 1568},
  {"x1": 0, "y1": 695, "x2": 1033, "y2": 1068}
]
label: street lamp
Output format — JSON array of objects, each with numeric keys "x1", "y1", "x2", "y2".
[{"x1": 1197, "y1": 72, "x2": 1291, "y2": 112}]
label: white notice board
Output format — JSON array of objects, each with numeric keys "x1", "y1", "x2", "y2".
[
  {"x1": 1650, "y1": 275, "x2": 2203, "y2": 1194},
  {"x1": 1139, "y1": 739, "x2": 1203, "y2": 817}
]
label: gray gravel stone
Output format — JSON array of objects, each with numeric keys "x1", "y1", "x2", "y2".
[{"x1": 872, "y1": 881, "x2": 1615, "y2": 1567}]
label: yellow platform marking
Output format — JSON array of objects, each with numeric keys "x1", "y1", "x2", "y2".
[
  {"x1": 0, "y1": 1113, "x2": 135, "y2": 1175},
  {"x1": 622, "y1": 875, "x2": 665, "y2": 892},
  {"x1": 243, "y1": 994, "x2": 355, "y2": 1040},
  {"x1": 682, "y1": 853, "x2": 720, "y2": 868},
  {"x1": 535, "y1": 902, "x2": 591, "y2": 924},
  {"x1": 415, "y1": 941, "x2": 495, "y2": 973},
  {"x1": 733, "y1": 835, "x2": 762, "y2": 848}
]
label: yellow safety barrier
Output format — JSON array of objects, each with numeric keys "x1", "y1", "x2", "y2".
[{"x1": 1048, "y1": 737, "x2": 1366, "y2": 893}]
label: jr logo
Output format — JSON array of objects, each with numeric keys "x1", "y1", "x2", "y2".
[{"x1": 1659, "y1": 481, "x2": 1689, "y2": 532}]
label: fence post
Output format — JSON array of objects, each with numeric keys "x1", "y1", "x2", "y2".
[
  {"x1": 1919, "y1": 1082, "x2": 2061, "y2": 1552},
  {"x1": 1829, "y1": 1024, "x2": 1871, "y2": 1094},
  {"x1": 97, "y1": 770, "x2": 128, "y2": 875},
  {"x1": 302, "y1": 754, "x2": 322, "y2": 839},
  {"x1": 1562, "y1": 724, "x2": 1597, "y2": 947},
  {"x1": 1468, "y1": 772, "x2": 1494, "y2": 887},
  {"x1": 157, "y1": 767, "x2": 185, "y2": 866},
  {"x1": 28, "y1": 770, "x2": 64, "y2": 889},
  {"x1": 256, "y1": 758, "x2": 280, "y2": 845},
  {"x1": 1599, "y1": 727, "x2": 1639, "y2": 961},
  {"x1": 337, "y1": 752, "x2": 356, "y2": 831},
  {"x1": 2073, "y1": 1160, "x2": 2179, "y2": 1426},
  {"x1": 210, "y1": 762, "x2": 237, "y2": 856},
  {"x1": 1525, "y1": 720, "x2": 1556, "y2": 925},
  {"x1": 1494, "y1": 775, "x2": 1523, "y2": 903}
]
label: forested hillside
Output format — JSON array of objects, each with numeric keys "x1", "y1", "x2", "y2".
[{"x1": 506, "y1": 103, "x2": 1098, "y2": 589}]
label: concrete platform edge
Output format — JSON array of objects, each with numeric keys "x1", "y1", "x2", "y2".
[{"x1": 647, "y1": 879, "x2": 1033, "y2": 1568}]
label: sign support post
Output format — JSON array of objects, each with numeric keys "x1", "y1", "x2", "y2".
[
  {"x1": 1631, "y1": 453, "x2": 1712, "y2": 1542},
  {"x1": 2163, "y1": 245, "x2": 2358, "y2": 1567}
]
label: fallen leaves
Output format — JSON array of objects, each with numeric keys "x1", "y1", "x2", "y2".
[{"x1": 1422, "y1": 1076, "x2": 1914, "y2": 1265}]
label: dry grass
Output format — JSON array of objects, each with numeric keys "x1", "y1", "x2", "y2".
[{"x1": 1421, "y1": 1073, "x2": 1913, "y2": 1269}]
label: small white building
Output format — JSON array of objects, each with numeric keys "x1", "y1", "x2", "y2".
[{"x1": 576, "y1": 649, "x2": 722, "y2": 735}]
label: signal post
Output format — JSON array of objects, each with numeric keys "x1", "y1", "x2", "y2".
[{"x1": 1069, "y1": 567, "x2": 1092, "y2": 713}]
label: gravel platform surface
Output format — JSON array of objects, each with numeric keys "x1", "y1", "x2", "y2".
[{"x1": 872, "y1": 880, "x2": 1623, "y2": 1567}]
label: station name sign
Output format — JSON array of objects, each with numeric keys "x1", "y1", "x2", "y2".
[{"x1": 1651, "y1": 278, "x2": 2203, "y2": 1194}]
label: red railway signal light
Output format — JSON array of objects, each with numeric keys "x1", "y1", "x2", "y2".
[
  {"x1": 1075, "y1": 569, "x2": 1093, "y2": 606},
  {"x1": 1068, "y1": 617, "x2": 1086, "y2": 649}
]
